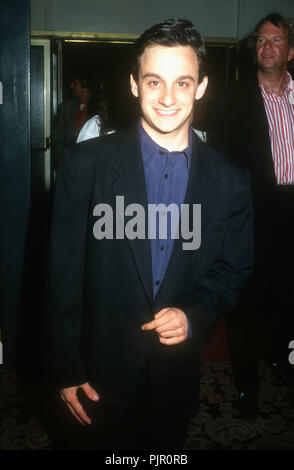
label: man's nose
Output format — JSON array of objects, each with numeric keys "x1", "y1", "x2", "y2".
[
  {"x1": 264, "y1": 39, "x2": 272, "y2": 49},
  {"x1": 158, "y1": 86, "x2": 176, "y2": 107}
]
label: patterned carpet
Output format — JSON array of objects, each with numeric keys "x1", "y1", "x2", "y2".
[
  {"x1": 1, "y1": 362, "x2": 294, "y2": 450},
  {"x1": 185, "y1": 362, "x2": 294, "y2": 450},
  {"x1": 0, "y1": 368, "x2": 51, "y2": 450}
]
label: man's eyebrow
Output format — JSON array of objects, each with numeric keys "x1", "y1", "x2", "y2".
[
  {"x1": 177, "y1": 75, "x2": 195, "y2": 82},
  {"x1": 142, "y1": 73, "x2": 162, "y2": 80},
  {"x1": 142, "y1": 73, "x2": 195, "y2": 82}
]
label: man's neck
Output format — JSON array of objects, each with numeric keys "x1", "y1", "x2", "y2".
[
  {"x1": 141, "y1": 119, "x2": 190, "y2": 152},
  {"x1": 257, "y1": 67, "x2": 288, "y2": 95}
]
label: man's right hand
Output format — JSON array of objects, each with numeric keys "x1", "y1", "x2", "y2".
[{"x1": 60, "y1": 382, "x2": 99, "y2": 425}]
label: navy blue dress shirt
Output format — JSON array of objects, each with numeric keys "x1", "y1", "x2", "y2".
[{"x1": 139, "y1": 121, "x2": 192, "y2": 299}]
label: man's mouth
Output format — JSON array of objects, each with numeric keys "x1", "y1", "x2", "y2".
[{"x1": 154, "y1": 109, "x2": 179, "y2": 116}]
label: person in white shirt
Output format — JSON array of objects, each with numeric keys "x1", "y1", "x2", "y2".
[{"x1": 77, "y1": 80, "x2": 114, "y2": 142}]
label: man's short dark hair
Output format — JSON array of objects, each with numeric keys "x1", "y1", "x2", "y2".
[
  {"x1": 70, "y1": 73, "x2": 94, "y2": 91},
  {"x1": 248, "y1": 12, "x2": 294, "y2": 51},
  {"x1": 131, "y1": 18, "x2": 207, "y2": 83}
]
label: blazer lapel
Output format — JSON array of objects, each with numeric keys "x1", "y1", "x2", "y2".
[
  {"x1": 154, "y1": 133, "x2": 220, "y2": 309},
  {"x1": 111, "y1": 127, "x2": 153, "y2": 306}
]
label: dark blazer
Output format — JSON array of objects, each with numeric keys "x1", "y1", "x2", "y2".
[
  {"x1": 51, "y1": 99, "x2": 79, "y2": 157},
  {"x1": 208, "y1": 79, "x2": 275, "y2": 183},
  {"x1": 48, "y1": 124, "x2": 253, "y2": 417},
  {"x1": 208, "y1": 78, "x2": 278, "y2": 259}
]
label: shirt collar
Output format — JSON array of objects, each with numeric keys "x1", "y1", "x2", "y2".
[
  {"x1": 138, "y1": 119, "x2": 193, "y2": 171},
  {"x1": 259, "y1": 71, "x2": 293, "y2": 100}
]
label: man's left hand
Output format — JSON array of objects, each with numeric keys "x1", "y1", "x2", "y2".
[{"x1": 141, "y1": 307, "x2": 188, "y2": 345}]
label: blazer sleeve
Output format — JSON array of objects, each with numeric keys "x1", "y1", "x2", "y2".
[
  {"x1": 48, "y1": 145, "x2": 95, "y2": 388},
  {"x1": 179, "y1": 166, "x2": 254, "y2": 345}
]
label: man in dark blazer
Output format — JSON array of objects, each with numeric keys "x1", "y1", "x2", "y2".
[
  {"x1": 51, "y1": 74, "x2": 92, "y2": 170},
  {"x1": 48, "y1": 18, "x2": 253, "y2": 449},
  {"x1": 208, "y1": 12, "x2": 294, "y2": 420}
]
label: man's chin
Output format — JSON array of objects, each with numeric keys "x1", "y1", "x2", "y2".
[
  {"x1": 258, "y1": 59, "x2": 280, "y2": 72},
  {"x1": 144, "y1": 119, "x2": 188, "y2": 136}
]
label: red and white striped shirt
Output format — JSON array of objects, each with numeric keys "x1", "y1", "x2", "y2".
[{"x1": 259, "y1": 72, "x2": 294, "y2": 185}]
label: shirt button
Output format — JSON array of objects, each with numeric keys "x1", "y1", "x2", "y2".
[
  {"x1": 160, "y1": 246, "x2": 164, "y2": 251},
  {"x1": 155, "y1": 280, "x2": 160, "y2": 286},
  {"x1": 164, "y1": 174, "x2": 168, "y2": 179}
]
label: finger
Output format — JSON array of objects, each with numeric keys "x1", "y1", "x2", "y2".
[
  {"x1": 154, "y1": 308, "x2": 171, "y2": 318},
  {"x1": 141, "y1": 317, "x2": 169, "y2": 331},
  {"x1": 141, "y1": 318, "x2": 159, "y2": 331},
  {"x1": 61, "y1": 387, "x2": 93, "y2": 425},
  {"x1": 143, "y1": 309, "x2": 184, "y2": 332},
  {"x1": 159, "y1": 334, "x2": 187, "y2": 345},
  {"x1": 141, "y1": 308, "x2": 173, "y2": 331},
  {"x1": 66, "y1": 401, "x2": 87, "y2": 425},
  {"x1": 142, "y1": 312, "x2": 173, "y2": 331},
  {"x1": 155, "y1": 317, "x2": 185, "y2": 334},
  {"x1": 81, "y1": 383, "x2": 99, "y2": 401},
  {"x1": 159, "y1": 328, "x2": 186, "y2": 338},
  {"x1": 156, "y1": 323, "x2": 185, "y2": 334},
  {"x1": 60, "y1": 391, "x2": 85, "y2": 425},
  {"x1": 65, "y1": 397, "x2": 92, "y2": 425},
  {"x1": 60, "y1": 385, "x2": 82, "y2": 403}
]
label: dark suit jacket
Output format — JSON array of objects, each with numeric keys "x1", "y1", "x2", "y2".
[
  {"x1": 208, "y1": 78, "x2": 277, "y2": 261},
  {"x1": 51, "y1": 99, "x2": 79, "y2": 156},
  {"x1": 48, "y1": 124, "x2": 253, "y2": 417}
]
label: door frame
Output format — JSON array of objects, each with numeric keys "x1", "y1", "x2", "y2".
[{"x1": 31, "y1": 38, "x2": 51, "y2": 193}]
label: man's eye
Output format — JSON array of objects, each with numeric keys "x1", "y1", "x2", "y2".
[
  {"x1": 178, "y1": 81, "x2": 188, "y2": 87},
  {"x1": 257, "y1": 38, "x2": 265, "y2": 44},
  {"x1": 273, "y1": 38, "x2": 282, "y2": 43},
  {"x1": 149, "y1": 80, "x2": 159, "y2": 87}
]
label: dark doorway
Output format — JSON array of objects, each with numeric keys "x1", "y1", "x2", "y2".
[{"x1": 62, "y1": 41, "x2": 139, "y2": 131}]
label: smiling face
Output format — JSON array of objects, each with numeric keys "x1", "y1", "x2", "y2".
[
  {"x1": 130, "y1": 45, "x2": 207, "y2": 149},
  {"x1": 256, "y1": 21, "x2": 294, "y2": 73}
]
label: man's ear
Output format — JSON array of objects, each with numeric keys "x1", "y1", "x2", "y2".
[
  {"x1": 195, "y1": 75, "x2": 208, "y2": 101},
  {"x1": 130, "y1": 74, "x2": 139, "y2": 98}
]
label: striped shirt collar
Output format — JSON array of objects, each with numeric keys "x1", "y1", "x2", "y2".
[{"x1": 259, "y1": 71, "x2": 293, "y2": 101}]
